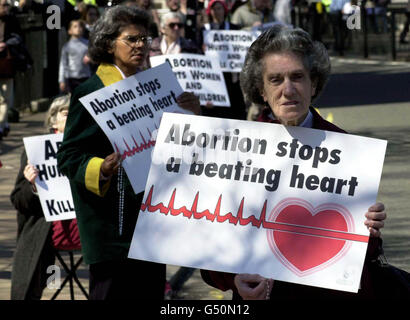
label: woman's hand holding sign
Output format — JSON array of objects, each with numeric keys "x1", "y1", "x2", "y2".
[
  {"x1": 176, "y1": 92, "x2": 201, "y2": 115},
  {"x1": 24, "y1": 162, "x2": 39, "y2": 192},
  {"x1": 234, "y1": 274, "x2": 274, "y2": 300},
  {"x1": 100, "y1": 152, "x2": 122, "y2": 180},
  {"x1": 365, "y1": 203, "x2": 386, "y2": 237}
]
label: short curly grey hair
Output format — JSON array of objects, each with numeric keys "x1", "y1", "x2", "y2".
[
  {"x1": 45, "y1": 94, "x2": 71, "y2": 132},
  {"x1": 240, "y1": 25, "x2": 331, "y2": 106},
  {"x1": 88, "y1": 5, "x2": 151, "y2": 64},
  {"x1": 160, "y1": 11, "x2": 184, "y2": 29}
]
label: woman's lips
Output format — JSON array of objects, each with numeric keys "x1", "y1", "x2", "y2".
[
  {"x1": 282, "y1": 101, "x2": 299, "y2": 106},
  {"x1": 131, "y1": 52, "x2": 144, "y2": 59}
]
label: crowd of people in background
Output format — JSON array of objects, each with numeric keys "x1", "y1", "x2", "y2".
[
  {"x1": 2, "y1": 0, "x2": 408, "y2": 141},
  {"x1": 0, "y1": 0, "x2": 407, "y2": 300}
]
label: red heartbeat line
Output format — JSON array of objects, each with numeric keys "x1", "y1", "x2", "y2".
[
  {"x1": 140, "y1": 185, "x2": 369, "y2": 243},
  {"x1": 114, "y1": 127, "x2": 156, "y2": 160}
]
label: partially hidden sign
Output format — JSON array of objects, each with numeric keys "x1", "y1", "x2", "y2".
[
  {"x1": 23, "y1": 133, "x2": 76, "y2": 222},
  {"x1": 128, "y1": 113, "x2": 387, "y2": 292},
  {"x1": 150, "y1": 53, "x2": 230, "y2": 107},
  {"x1": 203, "y1": 30, "x2": 260, "y2": 72},
  {"x1": 79, "y1": 63, "x2": 187, "y2": 194}
]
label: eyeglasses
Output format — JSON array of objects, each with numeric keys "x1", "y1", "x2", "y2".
[
  {"x1": 117, "y1": 35, "x2": 153, "y2": 47},
  {"x1": 168, "y1": 22, "x2": 184, "y2": 29}
]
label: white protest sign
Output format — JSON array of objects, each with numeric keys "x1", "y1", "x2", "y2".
[
  {"x1": 129, "y1": 113, "x2": 388, "y2": 293},
  {"x1": 23, "y1": 133, "x2": 76, "y2": 222},
  {"x1": 79, "y1": 63, "x2": 186, "y2": 194},
  {"x1": 203, "y1": 30, "x2": 260, "y2": 72},
  {"x1": 150, "y1": 53, "x2": 230, "y2": 107}
]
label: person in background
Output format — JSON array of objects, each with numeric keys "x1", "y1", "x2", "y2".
[
  {"x1": 230, "y1": 0, "x2": 274, "y2": 30},
  {"x1": 81, "y1": 4, "x2": 100, "y2": 39},
  {"x1": 201, "y1": 25, "x2": 388, "y2": 300},
  {"x1": 273, "y1": 0, "x2": 292, "y2": 25},
  {"x1": 399, "y1": 0, "x2": 410, "y2": 44},
  {"x1": 137, "y1": 0, "x2": 161, "y2": 37},
  {"x1": 57, "y1": 5, "x2": 200, "y2": 300},
  {"x1": 374, "y1": 0, "x2": 390, "y2": 33},
  {"x1": 125, "y1": 0, "x2": 161, "y2": 38},
  {"x1": 149, "y1": 11, "x2": 200, "y2": 56},
  {"x1": 342, "y1": 0, "x2": 359, "y2": 49},
  {"x1": 10, "y1": 94, "x2": 81, "y2": 300},
  {"x1": 199, "y1": 0, "x2": 247, "y2": 120},
  {"x1": 58, "y1": 19, "x2": 91, "y2": 93},
  {"x1": 0, "y1": 0, "x2": 21, "y2": 139},
  {"x1": 329, "y1": 0, "x2": 349, "y2": 56},
  {"x1": 230, "y1": 0, "x2": 275, "y2": 120},
  {"x1": 165, "y1": 0, "x2": 186, "y2": 22}
]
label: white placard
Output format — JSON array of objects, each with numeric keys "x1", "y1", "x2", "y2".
[
  {"x1": 129, "y1": 113, "x2": 388, "y2": 293},
  {"x1": 150, "y1": 53, "x2": 230, "y2": 107},
  {"x1": 203, "y1": 30, "x2": 260, "y2": 72},
  {"x1": 79, "y1": 63, "x2": 187, "y2": 194},
  {"x1": 23, "y1": 133, "x2": 76, "y2": 222}
]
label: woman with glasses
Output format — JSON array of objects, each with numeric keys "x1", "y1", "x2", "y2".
[
  {"x1": 149, "y1": 11, "x2": 200, "y2": 56},
  {"x1": 57, "y1": 5, "x2": 200, "y2": 300}
]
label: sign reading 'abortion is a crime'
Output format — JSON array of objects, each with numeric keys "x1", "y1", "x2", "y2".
[{"x1": 129, "y1": 113, "x2": 387, "y2": 293}]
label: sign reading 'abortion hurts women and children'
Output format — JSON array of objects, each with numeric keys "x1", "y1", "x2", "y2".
[
  {"x1": 24, "y1": 133, "x2": 76, "y2": 222},
  {"x1": 150, "y1": 53, "x2": 230, "y2": 107},
  {"x1": 129, "y1": 113, "x2": 387, "y2": 292},
  {"x1": 202, "y1": 30, "x2": 260, "y2": 72},
  {"x1": 79, "y1": 63, "x2": 189, "y2": 194}
]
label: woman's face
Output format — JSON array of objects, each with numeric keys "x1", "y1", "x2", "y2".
[
  {"x1": 138, "y1": 0, "x2": 151, "y2": 8},
  {"x1": 110, "y1": 24, "x2": 150, "y2": 76},
  {"x1": 166, "y1": 0, "x2": 180, "y2": 11},
  {"x1": 162, "y1": 17, "x2": 183, "y2": 43},
  {"x1": 86, "y1": 8, "x2": 99, "y2": 25},
  {"x1": 53, "y1": 109, "x2": 69, "y2": 133},
  {"x1": 210, "y1": 2, "x2": 225, "y2": 23},
  {"x1": 261, "y1": 51, "x2": 316, "y2": 126},
  {"x1": 0, "y1": 0, "x2": 10, "y2": 17}
]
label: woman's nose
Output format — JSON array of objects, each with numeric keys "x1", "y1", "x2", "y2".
[{"x1": 283, "y1": 78, "x2": 296, "y2": 96}]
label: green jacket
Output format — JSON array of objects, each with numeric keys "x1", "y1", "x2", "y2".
[{"x1": 57, "y1": 64, "x2": 143, "y2": 265}]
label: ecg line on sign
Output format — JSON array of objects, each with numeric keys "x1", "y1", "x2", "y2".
[
  {"x1": 140, "y1": 185, "x2": 369, "y2": 243},
  {"x1": 114, "y1": 126, "x2": 157, "y2": 160}
]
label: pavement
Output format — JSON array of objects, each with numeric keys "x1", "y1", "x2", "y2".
[{"x1": 1, "y1": 55, "x2": 409, "y2": 301}]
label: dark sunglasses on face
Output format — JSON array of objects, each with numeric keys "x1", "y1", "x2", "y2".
[
  {"x1": 168, "y1": 22, "x2": 184, "y2": 29},
  {"x1": 118, "y1": 35, "x2": 153, "y2": 46}
]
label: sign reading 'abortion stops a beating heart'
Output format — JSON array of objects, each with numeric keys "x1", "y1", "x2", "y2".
[
  {"x1": 79, "y1": 63, "x2": 188, "y2": 194},
  {"x1": 128, "y1": 113, "x2": 387, "y2": 292}
]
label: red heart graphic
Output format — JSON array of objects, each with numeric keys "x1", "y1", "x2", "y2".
[{"x1": 267, "y1": 199, "x2": 354, "y2": 277}]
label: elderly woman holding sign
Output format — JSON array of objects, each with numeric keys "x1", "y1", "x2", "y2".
[
  {"x1": 57, "y1": 5, "x2": 199, "y2": 300},
  {"x1": 10, "y1": 94, "x2": 80, "y2": 300},
  {"x1": 201, "y1": 25, "x2": 387, "y2": 300}
]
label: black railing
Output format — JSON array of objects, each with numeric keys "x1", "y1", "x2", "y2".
[{"x1": 292, "y1": 1, "x2": 409, "y2": 60}]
